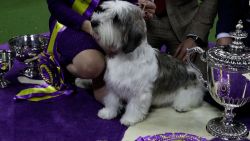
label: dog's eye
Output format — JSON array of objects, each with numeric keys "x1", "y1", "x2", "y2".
[{"x1": 95, "y1": 6, "x2": 106, "y2": 13}]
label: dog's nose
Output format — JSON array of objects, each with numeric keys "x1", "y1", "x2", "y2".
[{"x1": 91, "y1": 20, "x2": 100, "y2": 28}]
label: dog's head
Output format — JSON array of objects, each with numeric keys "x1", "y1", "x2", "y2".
[{"x1": 91, "y1": 0, "x2": 146, "y2": 54}]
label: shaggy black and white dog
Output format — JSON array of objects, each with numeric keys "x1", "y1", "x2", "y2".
[{"x1": 90, "y1": 0, "x2": 205, "y2": 126}]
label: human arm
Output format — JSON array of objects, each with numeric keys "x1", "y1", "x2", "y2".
[
  {"x1": 216, "y1": 0, "x2": 240, "y2": 46},
  {"x1": 47, "y1": 0, "x2": 90, "y2": 31},
  {"x1": 137, "y1": 0, "x2": 156, "y2": 20},
  {"x1": 186, "y1": 0, "x2": 218, "y2": 42},
  {"x1": 216, "y1": 36, "x2": 232, "y2": 46},
  {"x1": 174, "y1": 0, "x2": 218, "y2": 61}
]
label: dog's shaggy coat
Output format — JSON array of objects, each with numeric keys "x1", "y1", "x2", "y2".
[{"x1": 89, "y1": 0, "x2": 205, "y2": 126}]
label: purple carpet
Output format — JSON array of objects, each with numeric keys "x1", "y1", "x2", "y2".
[{"x1": 0, "y1": 43, "x2": 128, "y2": 141}]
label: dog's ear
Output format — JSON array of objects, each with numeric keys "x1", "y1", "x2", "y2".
[{"x1": 122, "y1": 20, "x2": 145, "y2": 54}]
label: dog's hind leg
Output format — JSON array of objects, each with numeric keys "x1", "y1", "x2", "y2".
[
  {"x1": 120, "y1": 92, "x2": 152, "y2": 126},
  {"x1": 172, "y1": 86, "x2": 204, "y2": 112},
  {"x1": 98, "y1": 92, "x2": 121, "y2": 120}
]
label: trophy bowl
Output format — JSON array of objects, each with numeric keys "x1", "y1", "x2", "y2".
[
  {"x1": 0, "y1": 50, "x2": 14, "y2": 88},
  {"x1": 187, "y1": 20, "x2": 250, "y2": 140},
  {"x1": 8, "y1": 34, "x2": 49, "y2": 78},
  {"x1": 205, "y1": 65, "x2": 250, "y2": 140}
]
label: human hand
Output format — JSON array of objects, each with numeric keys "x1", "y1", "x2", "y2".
[
  {"x1": 138, "y1": 0, "x2": 156, "y2": 20},
  {"x1": 81, "y1": 20, "x2": 93, "y2": 35},
  {"x1": 216, "y1": 37, "x2": 232, "y2": 46},
  {"x1": 174, "y1": 38, "x2": 197, "y2": 62}
]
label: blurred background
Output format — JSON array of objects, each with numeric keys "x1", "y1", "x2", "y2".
[
  {"x1": 0, "y1": 0, "x2": 50, "y2": 43},
  {"x1": 0, "y1": 0, "x2": 217, "y2": 44}
]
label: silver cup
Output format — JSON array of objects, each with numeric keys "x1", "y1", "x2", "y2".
[
  {"x1": 8, "y1": 34, "x2": 49, "y2": 78},
  {"x1": 187, "y1": 20, "x2": 250, "y2": 140},
  {"x1": 0, "y1": 50, "x2": 14, "y2": 88}
]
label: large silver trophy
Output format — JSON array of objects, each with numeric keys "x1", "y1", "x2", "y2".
[
  {"x1": 8, "y1": 34, "x2": 49, "y2": 78},
  {"x1": 0, "y1": 50, "x2": 14, "y2": 88},
  {"x1": 187, "y1": 20, "x2": 250, "y2": 140}
]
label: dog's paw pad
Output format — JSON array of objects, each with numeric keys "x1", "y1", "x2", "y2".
[{"x1": 98, "y1": 108, "x2": 117, "y2": 120}]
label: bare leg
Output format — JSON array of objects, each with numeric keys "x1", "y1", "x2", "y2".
[
  {"x1": 67, "y1": 49, "x2": 105, "y2": 78},
  {"x1": 92, "y1": 73, "x2": 106, "y2": 103},
  {"x1": 66, "y1": 49, "x2": 107, "y2": 103}
]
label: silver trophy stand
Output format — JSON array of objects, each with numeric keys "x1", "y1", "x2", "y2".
[{"x1": 187, "y1": 20, "x2": 250, "y2": 140}]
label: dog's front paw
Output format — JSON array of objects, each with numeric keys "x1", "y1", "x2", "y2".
[
  {"x1": 120, "y1": 115, "x2": 143, "y2": 126},
  {"x1": 98, "y1": 108, "x2": 117, "y2": 120}
]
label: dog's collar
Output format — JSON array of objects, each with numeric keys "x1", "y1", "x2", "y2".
[
  {"x1": 107, "y1": 51, "x2": 119, "y2": 58},
  {"x1": 106, "y1": 46, "x2": 120, "y2": 58}
]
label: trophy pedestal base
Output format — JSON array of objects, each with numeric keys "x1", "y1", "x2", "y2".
[{"x1": 206, "y1": 117, "x2": 249, "y2": 140}]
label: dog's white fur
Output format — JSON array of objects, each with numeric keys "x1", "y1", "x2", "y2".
[{"x1": 88, "y1": 0, "x2": 205, "y2": 126}]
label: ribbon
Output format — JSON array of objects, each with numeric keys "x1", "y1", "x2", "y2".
[
  {"x1": 73, "y1": 0, "x2": 92, "y2": 15},
  {"x1": 217, "y1": 69, "x2": 230, "y2": 97},
  {"x1": 14, "y1": 22, "x2": 72, "y2": 101},
  {"x1": 136, "y1": 132, "x2": 207, "y2": 141},
  {"x1": 14, "y1": 83, "x2": 74, "y2": 101}
]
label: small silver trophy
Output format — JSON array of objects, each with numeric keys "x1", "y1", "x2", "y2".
[
  {"x1": 187, "y1": 20, "x2": 250, "y2": 140},
  {"x1": 0, "y1": 50, "x2": 13, "y2": 88},
  {"x1": 8, "y1": 34, "x2": 49, "y2": 78}
]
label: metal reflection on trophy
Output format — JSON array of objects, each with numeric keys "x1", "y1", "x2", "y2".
[
  {"x1": 0, "y1": 50, "x2": 14, "y2": 88},
  {"x1": 8, "y1": 34, "x2": 49, "y2": 78},
  {"x1": 187, "y1": 20, "x2": 250, "y2": 140}
]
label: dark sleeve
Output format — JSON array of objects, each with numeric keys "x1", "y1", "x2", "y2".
[
  {"x1": 216, "y1": 0, "x2": 240, "y2": 35},
  {"x1": 185, "y1": 0, "x2": 218, "y2": 42},
  {"x1": 47, "y1": 0, "x2": 87, "y2": 30}
]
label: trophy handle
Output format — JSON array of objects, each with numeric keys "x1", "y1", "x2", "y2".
[{"x1": 186, "y1": 46, "x2": 208, "y2": 88}]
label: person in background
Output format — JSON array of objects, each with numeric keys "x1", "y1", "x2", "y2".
[
  {"x1": 216, "y1": 0, "x2": 250, "y2": 115},
  {"x1": 146, "y1": 0, "x2": 218, "y2": 75},
  {"x1": 216, "y1": 0, "x2": 250, "y2": 47},
  {"x1": 46, "y1": 0, "x2": 156, "y2": 102}
]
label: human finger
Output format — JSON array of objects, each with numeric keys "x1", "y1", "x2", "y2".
[{"x1": 174, "y1": 44, "x2": 182, "y2": 58}]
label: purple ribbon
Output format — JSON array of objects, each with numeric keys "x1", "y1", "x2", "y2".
[
  {"x1": 14, "y1": 25, "x2": 75, "y2": 101},
  {"x1": 213, "y1": 69, "x2": 250, "y2": 99},
  {"x1": 14, "y1": 83, "x2": 74, "y2": 101},
  {"x1": 136, "y1": 132, "x2": 207, "y2": 141}
]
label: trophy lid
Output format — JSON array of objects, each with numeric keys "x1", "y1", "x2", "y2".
[{"x1": 207, "y1": 20, "x2": 250, "y2": 72}]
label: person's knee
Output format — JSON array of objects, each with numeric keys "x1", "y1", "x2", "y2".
[
  {"x1": 68, "y1": 50, "x2": 105, "y2": 79},
  {"x1": 81, "y1": 59, "x2": 105, "y2": 78}
]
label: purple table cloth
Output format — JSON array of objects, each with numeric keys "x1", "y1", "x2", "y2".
[
  {"x1": 0, "y1": 42, "x2": 250, "y2": 141},
  {"x1": 0, "y1": 44, "x2": 128, "y2": 141}
]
